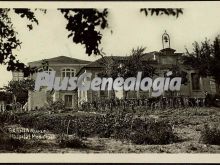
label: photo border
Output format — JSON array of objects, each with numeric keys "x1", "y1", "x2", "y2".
[{"x1": 0, "y1": 1, "x2": 220, "y2": 163}]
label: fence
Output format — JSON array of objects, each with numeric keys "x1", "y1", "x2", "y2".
[{"x1": 80, "y1": 97, "x2": 206, "y2": 112}]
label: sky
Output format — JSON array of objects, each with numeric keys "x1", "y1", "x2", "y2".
[{"x1": 1, "y1": 3, "x2": 220, "y2": 87}]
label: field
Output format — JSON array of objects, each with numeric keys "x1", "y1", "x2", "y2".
[{"x1": 0, "y1": 107, "x2": 220, "y2": 153}]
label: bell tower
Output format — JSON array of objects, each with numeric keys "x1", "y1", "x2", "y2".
[
  {"x1": 162, "y1": 30, "x2": 170, "y2": 49},
  {"x1": 160, "y1": 31, "x2": 176, "y2": 55},
  {"x1": 159, "y1": 31, "x2": 178, "y2": 65}
]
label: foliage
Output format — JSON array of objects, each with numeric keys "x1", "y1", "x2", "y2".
[
  {"x1": 183, "y1": 39, "x2": 213, "y2": 77},
  {"x1": 130, "y1": 118, "x2": 178, "y2": 144},
  {"x1": 0, "y1": 126, "x2": 27, "y2": 151},
  {"x1": 14, "y1": 9, "x2": 39, "y2": 27},
  {"x1": 0, "y1": 135, "x2": 27, "y2": 151},
  {"x1": 203, "y1": 93, "x2": 220, "y2": 107},
  {"x1": 211, "y1": 37, "x2": 220, "y2": 84},
  {"x1": 213, "y1": 94, "x2": 220, "y2": 107},
  {"x1": 3, "y1": 79, "x2": 35, "y2": 104},
  {"x1": 1, "y1": 111, "x2": 179, "y2": 145},
  {"x1": 57, "y1": 134, "x2": 87, "y2": 148},
  {"x1": 121, "y1": 47, "x2": 156, "y2": 78},
  {"x1": 200, "y1": 123, "x2": 220, "y2": 145},
  {"x1": 0, "y1": 91, "x2": 12, "y2": 103},
  {"x1": 0, "y1": 8, "x2": 183, "y2": 76},
  {"x1": 59, "y1": 9, "x2": 108, "y2": 56},
  {"x1": 169, "y1": 65, "x2": 188, "y2": 85},
  {"x1": 48, "y1": 99, "x2": 66, "y2": 112},
  {"x1": 182, "y1": 37, "x2": 220, "y2": 85},
  {"x1": 98, "y1": 47, "x2": 156, "y2": 79},
  {"x1": 0, "y1": 9, "x2": 38, "y2": 76},
  {"x1": 0, "y1": 8, "x2": 109, "y2": 76}
]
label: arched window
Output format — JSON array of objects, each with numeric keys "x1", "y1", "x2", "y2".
[
  {"x1": 36, "y1": 67, "x2": 54, "y2": 82},
  {"x1": 61, "y1": 68, "x2": 76, "y2": 78},
  {"x1": 38, "y1": 67, "x2": 54, "y2": 74}
]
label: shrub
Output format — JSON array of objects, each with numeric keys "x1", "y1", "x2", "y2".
[
  {"x1": 0, "y1": 127, "x2": 26, "y2": 151},
  {"x1": 213, "y1": 94, "x2": 220, "y2": 107},
  {"x1": 57, "y1": 135, "x2": 87, "y2": 148},
  {"x1": 200, "y1": 123, "x2": 220, "y2": 145},
  {"x1": 205, "y1": 94, "x2": 220, "y2": 107},
  {"x1": 0, "y1": 111, "x2": 179, "y2": 145},
  {"x1": 129, "y1": 118, "x2": 178, "y2": 145},
  {"x1": 49, "y1": 99, "x2": 66, "y2": 112}
]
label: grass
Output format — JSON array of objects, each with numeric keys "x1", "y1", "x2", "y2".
[{"x1": 200, "y1": 123, "x2": 220, "y2": 145}]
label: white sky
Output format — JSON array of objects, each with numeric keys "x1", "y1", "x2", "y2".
[{"x1": 1, "y1": 3, "x2": 220, "y2": 87}]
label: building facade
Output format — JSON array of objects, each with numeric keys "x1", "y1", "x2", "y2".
[
  {"x1": 12, "y1": 32, "x2": 218, "y2": 110},
  {"x1": 75, "y1": 32, "x2": 217, "y2": 104},
  {"x1": 27, "y1": 56, "x2": 90, "y2": 110},
  {"x1": 76, "y1": 48, "x2": 217, "y2": 105},
  {"x1": 15, "y1": 52, "x2": 217, "y2": 110}
]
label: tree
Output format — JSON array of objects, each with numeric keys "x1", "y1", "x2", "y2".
[
  {"x1": 98, "y1": 47, "x2": 156, "y2": 99},
  {"x1": 210, "y1": 37, "x2": 220, "y2": 93},
  {"x1": 98, "y1": 47, "x2": 156, "y2": 78},
  {"x1": 183, "y1": 39, "x2": 213, "y2": 77},
  {"x1": 0, "y1": 9, "x2": 40, "y2": 76},
  {"x1": 4, "y1": 79, "x2": 35, "y2": 105},
  {"x1": 120, "y1": 47, "x2": 156, "y2": 78},
  {"x1": 0, "y1": 8, "x2": 183, "y2": 76},
  {"x1": 182, "y1": 36, "x2": 220, "y2": 93},
  {"x1": 169, "y1": 64, "x2": 188, "y2": 85}
]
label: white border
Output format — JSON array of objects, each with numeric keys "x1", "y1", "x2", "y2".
[
  {"x1": 0, "y1": 1, "x2": 220, "y2": 163},
  {"x1": 0, "y1": 1, "x2": 219, "y2": 9},
  {"x1": 0, "y1": 153, "x2": 220, "y2": 163}
]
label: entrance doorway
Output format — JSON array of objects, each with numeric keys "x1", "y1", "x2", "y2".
[{"x1": 64, "y1": 95, "x2": 73, "y2": 108}]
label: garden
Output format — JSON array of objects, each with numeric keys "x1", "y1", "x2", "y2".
[{"x1": 0, "y1": 101, "x2": 219, "y2": 153}]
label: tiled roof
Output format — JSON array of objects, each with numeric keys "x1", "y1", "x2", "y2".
[
  {"x1": 84, "y1": 56, "x2": 127, "y2": 68},
  {"x1": 29, "y1": 56, "x2": 91, "y2": 66},
  {"x1": 76, "y1": 51, "x2": 184, "y2": 75},
  {"x1": 141, "y1": 51, "x2": 159, "y2": 62},
  {"x1": 75, "y1": 56, "x2": 127, "y2": 76},
  {"x1": 81, "y1": 53, "x2": 160, "y2": 69}
]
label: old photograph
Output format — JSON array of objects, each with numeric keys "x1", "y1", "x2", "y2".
[{"x1": 0, "y1": 4, "x2": 220, "y2": 154}]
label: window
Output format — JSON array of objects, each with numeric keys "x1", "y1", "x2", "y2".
[
  {"x1": 61, "y1": 68, "x2": 75, "y2": 78},
  {"x1": 12, "y1": 72, "x2": 24, "y2": 81},
  {"x1": 160, "y1": 57, "x2": 176, "y2": 65},
  {"x1": 191, "y1": 73, "x2": 200, "y2": 90},
  {"x1": 38, "y1": 67, "x2": 53, "y2": 73},
  {"x1": 37, "y1": 68, "x2": 54, "y2": 82}
]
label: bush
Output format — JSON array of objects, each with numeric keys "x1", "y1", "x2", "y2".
[
  {"x1": 205, "y1": 94, "x2": 220, "y2": 107},
  {"x1": 200, "y1": 123, "x2": 220, "y2": 145},
  {"x1": 129, "y1": 118, "x2": 178, "y2": 145},
  {"x1": 57, "y1": 135, "x2": 87, "y2": 148},
  {"x1": 48, "y1": 99, "x2": 66, "y2": 112},
  {"x1": 0, "y1": 111, "x2": 179, "y2": 145},
  {"x1": 213, "y1": 94, "x2": 220, "y2": 107},
  {"x1": 0, "y1": 127, "x2": 26, "y2": 151}
]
